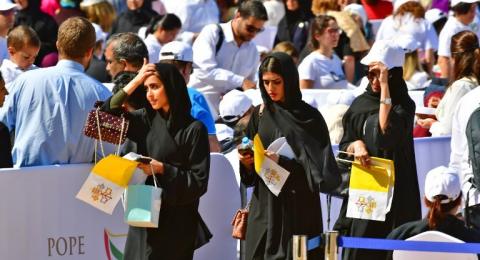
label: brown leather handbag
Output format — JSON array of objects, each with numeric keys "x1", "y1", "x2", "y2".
[
  {"x1": 83, "y1": 102, "x2": 129, "y2": 146},
  {"x1": 231, "y1": 202, "x2": 250, "y2": 240}
]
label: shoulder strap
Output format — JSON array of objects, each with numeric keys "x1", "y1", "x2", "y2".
[{"x1": 215, "y1": 24, "x2": 224, "y2": 55}]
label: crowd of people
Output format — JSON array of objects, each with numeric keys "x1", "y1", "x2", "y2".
[{"x1": 2, "y1": 0, "x2": 480, "y2": 259}]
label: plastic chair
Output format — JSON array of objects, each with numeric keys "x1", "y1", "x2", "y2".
[
  {"x1": 393, "y1": 230, "x2": 477, "y2": 260},
  {"x1": 194, "y1": 153, "x2": 241, "y2": 260}
]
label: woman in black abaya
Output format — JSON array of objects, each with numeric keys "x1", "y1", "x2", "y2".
[
  {"x1": 101, "y1": 62, "x2": 211, "y2": 260},
  {"x1": 334, "y1": 41, "x2": 421, "y2": 260},
  {"x1": 239, "y1": 52, "x2": 340, "y2": 259}
]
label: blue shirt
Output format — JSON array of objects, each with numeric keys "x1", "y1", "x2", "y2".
[
  {"x1": 188, "y1": 88, "x2": 216, "y2": 135},
  {"x1": 0, "y1": 60, "x2": 112, "y2": 167}
]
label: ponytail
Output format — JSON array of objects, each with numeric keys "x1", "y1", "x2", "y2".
[
  {"x1": 424, "y1": 195, "x2": 461, "y2": 229},
  {"x1": 473, "y1": 48, "x2": 480, "y2": 82},
  {"x1": 145, "y1": 14, "x2": 182, "y2": 38}
]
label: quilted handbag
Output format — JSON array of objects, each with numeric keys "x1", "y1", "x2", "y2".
[{"x1": 83, "y1": 102, "x2": 129, "y2": 146}]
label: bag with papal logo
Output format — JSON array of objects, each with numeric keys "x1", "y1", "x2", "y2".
[{"x1": 124, "y1": 164, "x2": 162, "y2": 228}]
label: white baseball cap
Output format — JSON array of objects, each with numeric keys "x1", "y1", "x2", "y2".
[
  {"x1": 159, "y1": 41, "x2": 193, "y2": 63},
  {"x1": 424, "y1": 166, "x2": 461, "y2": 204},
  {"x1": 219, "y1": 89, "x2": 253, "y2": 122},
  {"x1": 451, "y1": 0, "x2": 478, "y2": 8},
  {"x1": 344, "y1": 4, "x2": 368, "y2": 28},
  {"x1": 0, "y1": 0, "x2": 16, "y2": 11},
  {"x1": 360, "y1": 39, "x2": 406, "y2": 69},
  {"x1": 425, "y1": 8, "x2": 447, "y2": 25},
  {"x1": 396, "y1": 34, "x2": 421, "y2": 53}
]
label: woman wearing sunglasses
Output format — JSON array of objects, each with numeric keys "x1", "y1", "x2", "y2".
[
  {"x1": 298, "y1": 15, "x2": 351, "y2": 89},
  {"x1": 334, "y1": 40, "x2": 421, "y2": 260}
]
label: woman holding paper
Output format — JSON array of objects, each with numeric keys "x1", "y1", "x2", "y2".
[
  {"x1": 101, "y1": 62, "x2": 211, "y2": 259},
  {"x1": 334, "y1": 40, "x2": 421, "y2": 260},
  {"x1": 239, "y1": 52, "x2": 340, "y2": 259}
]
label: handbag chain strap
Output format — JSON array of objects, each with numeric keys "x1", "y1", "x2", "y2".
[
  {"x1": 95, "y1": 107, "x2": 106, "y2": 158},
  {"x1": 117, "y1": 115, "x2": 126, "y2": 156},
  {"x1": 150, "y1": 163, "x2": 159, "y2": 188}
]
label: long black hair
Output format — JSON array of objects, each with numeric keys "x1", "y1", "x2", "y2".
[{"x1": 145, "y1": 14, "x2": 182, "y2": 38}]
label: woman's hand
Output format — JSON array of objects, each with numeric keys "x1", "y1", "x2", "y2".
[
  {"x1": 347, "y1": 140, "x2": 370, "y2": 166},
  {"x1": 369, "y1": 61, "x2": 389, "y2": 87},
  {"x1": 137, "y1": 158, "x2": 164, "y2": 176},
  {"x1": 417, "y1": 118, "x2": 437, "y2": 129},
  {"x1": 123, "y1": 59, "x2": 157, "y2": 95},
  {"x1": 264, "y1": 150, "x2": 279, "y2": 163},
  {"x1": 238, "y1": 150, "x2": 254, "y2": 169}
]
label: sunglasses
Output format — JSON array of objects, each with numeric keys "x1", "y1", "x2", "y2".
[
  {"x1": 367, "y1": 69, "x2": 380, "y2": 81},
  {"x1": 0, "y1": 9, "x2": 14, "y2": 16},
  {"x1": 246, "y1": 24, "x2": 264, "y2": 34},
  {"x1": 326, "y1": 27, "x2": 342, "y2": 35}
]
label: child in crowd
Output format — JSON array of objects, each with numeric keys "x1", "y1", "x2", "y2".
[{"x1": 0, "y1": 25, "x2": 40, "y2": 88}]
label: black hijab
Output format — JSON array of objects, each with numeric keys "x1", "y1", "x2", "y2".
[
  {"x1": 147, "y1": 63, "x2": 193, "y2": 134},
  {"x1": 340, "y1": 67, "x2": 415, "y2": 151},
  {"x1": 258, "y1": 52, "x2": 340, "y2": 193}
]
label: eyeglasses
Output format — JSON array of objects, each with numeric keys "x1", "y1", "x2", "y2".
[
  {"x1": 246, "y1": 24, "x2": 264, "y2": 34},
  {"x1": 326, "y1": 27, "x2": 342, "y2": 35}
]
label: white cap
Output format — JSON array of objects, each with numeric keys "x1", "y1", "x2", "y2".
[
  {"x1": 344, "y1": 4, "x2": 368, "y2": 28},
  {"x1": 425, "y1": 8, "x2": 447, "y2": 25},
  {"x1": 396, "y1": 34, "x2": 421, "y2": 53},
  {"x1": 0, "y1": 0, "x2": 16, "y2": 11},
  {"x1": 80, "y1": 0, "x2": 105, "y2": 8},
  {"x1": 424, "y1": 166, "x2": 461, "y2": 204},
  {"x1": 91, "y1": 23, "x2": 106, "y2": 43},
  {"x1": 219, "y1": 89, "x2": 253, "y2": 122},
  {"x1": 393, "y1": 0, "x2": 418, "y2": 11},
  {"x1": 159, "y1": 41, "x2": 193, "y2": 63},
  {"x1": 215, "y1": 123, "x2": 234, "y2": 142},
  {"x1": 451, "y1": 0, "x2": 478, "y2": 8},
  {"x1": 360, "y1": 39, "x2": 406, "y2": 69}
]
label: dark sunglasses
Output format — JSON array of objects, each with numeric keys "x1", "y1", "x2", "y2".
[
  {"x1": 246, "y1": 24, "x2": 264, "y2": 34},
  {"x1": 367, "y1": 69, "x2": 379, "y2": 81},
  {"x1": 0, "y1": 9, "x2": 14, "y2": 16}
]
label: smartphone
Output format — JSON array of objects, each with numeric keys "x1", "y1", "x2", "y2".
[{"x1": 135, "y1": 156, "x2": 152, "y2": 164}]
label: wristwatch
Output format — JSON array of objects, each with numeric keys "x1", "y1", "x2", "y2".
[{"x1": 380, "y1": 98, "x2": 392, "y2": 105}]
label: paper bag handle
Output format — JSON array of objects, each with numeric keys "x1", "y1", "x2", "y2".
[{"x1": 150, "y1": 163, "x2": 159, "y2": 188}]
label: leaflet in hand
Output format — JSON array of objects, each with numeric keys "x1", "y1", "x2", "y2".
[{"x1": 254, "y1": 135, "x2": 292, "y2": 196}]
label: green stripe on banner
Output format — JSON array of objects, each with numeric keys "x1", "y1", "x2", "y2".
[{"x1": 109, "y1": 240, "x2": 124, "y2": 260}]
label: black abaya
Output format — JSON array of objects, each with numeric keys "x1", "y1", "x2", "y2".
[
  {"x1": 241, "y1": 52, "x2": 340, "y2": 259},
  {"x1": 102, "y1": 63, "x2": 211, "y2": 260},
  {"x1": 334, "y1": 67, "x2": 421, "y2": 260}
]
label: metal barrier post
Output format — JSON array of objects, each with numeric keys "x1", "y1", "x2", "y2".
[
  {"x1": 325, "y1": 231, "x2": 339, "y2": 260},
  {"x1": 293, "y1": 235, "x2": 308, "y2": 260}
]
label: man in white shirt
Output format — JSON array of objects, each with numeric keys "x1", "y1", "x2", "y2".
[
  {"x1": 450, "y1": 86, "x2": 480, "y2": 230},
  {"x1": 189, "y1": 0, "x2": 268, "y2": 119},
  {"x1": 437, "y1": 0, "x2": 478, "y2": 79},
  {"x1": 0, "y1": 0, "x2": 16, "y2": 63},
  {"x1": 162, "y1": 0, "x2": 220, "y2": 44}
]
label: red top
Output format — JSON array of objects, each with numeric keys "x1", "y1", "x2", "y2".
[{"x1": 361, "y1": 0, "x2": 393, "y2": 20}]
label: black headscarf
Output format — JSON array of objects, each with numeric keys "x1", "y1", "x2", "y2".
[
  {"x1": 146, "y1": 63, "x2": 193, "y2": 134},
  {"x1": 340, "y1": 67, "x2": 416, "y2": 152},
  {"x1": 258, "y1": 52, "x2": 340, "y2": 193}
]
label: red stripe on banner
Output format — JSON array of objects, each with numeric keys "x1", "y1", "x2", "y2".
[{"x1": 104, "y1": 229, "x2": 112, "y2": 260}]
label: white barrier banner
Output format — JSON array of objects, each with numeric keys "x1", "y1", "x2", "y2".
[{"x1": 0, "y1": 164, "x2": 128, "y2": 260}]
